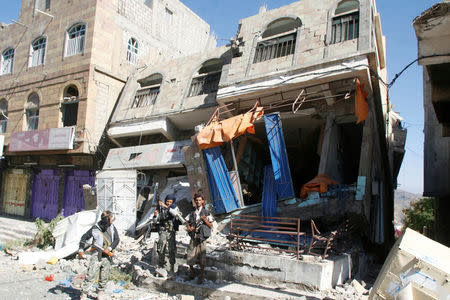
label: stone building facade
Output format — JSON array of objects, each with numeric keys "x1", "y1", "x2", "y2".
[
  {"x1": 413, "y1": 1, "x2": 450, "y2": 246},
  {"x1": 0, "y1": 0, "x2": 214, "y2": 219}
]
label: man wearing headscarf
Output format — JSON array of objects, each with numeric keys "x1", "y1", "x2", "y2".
[{"x1": 153, "y1": 194, "x2": 181, "y2": 275}]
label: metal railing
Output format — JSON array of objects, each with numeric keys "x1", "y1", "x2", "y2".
[
  {"x1": 188, "y1": 72, "x2": 221, "y2": 97},
  {"x1": 253, "y1": 33, "x2": 296, "y2": 63},
  {"x1": 131, "y1": 87, "x2": 160, "y2": 108},
  {"x1": 229, "y1": 214, "x2": 305, "y2": 259},
  {"x1": 331, "y1": 12, "x2": 359, "y2": 44}
]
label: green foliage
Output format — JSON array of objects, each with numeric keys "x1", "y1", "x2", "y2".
[
  {"x1": 33, "y1": 215, "x2": 64, "y2": 249},
  {"x1": 403, "y1": 197, "x2": 435, "y2": 235}
]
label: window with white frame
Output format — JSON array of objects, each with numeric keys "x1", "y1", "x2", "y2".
[
  {"x1": 131, "y1": 73, "x2": 162, "y2": 108},
  {"x1": 127, "y1": 38, "x2": 138, "y2": 64},
  {"x1": 188, "y1": 59, "x2": 222, "y2": 97},
  {"x1": 0, "y1": 99, "x2": 7, "y2": 133},
  {"x1": 331, "y1": 0, "x2": 359, "y2": 44},
  {"x1": 62, "y1": 85, "x2": 79, "y2": 127},
  {"x1": 26, "y1": 93, "x2": 40, "y2": 131},
  {"x1": 65, "y1": 23, "x2": 86, "y2": 57},
  {"x1": 29, "y1": 37, "x2": 46, "y2": 67},
  {"x1": 1, "y1": 48, "x2": 14, "y2": 75},
  {"x1": 253, "y1": 17, "x2": 301, "y2": 63}
]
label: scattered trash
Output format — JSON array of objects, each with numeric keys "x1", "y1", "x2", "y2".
[
  {"x1": 47, "y1": 257, "x2": 58, "y2": 265},
  {"x1": 59, "y1": 278, "x2": 73, "y2": 288},
  {"x1": 45, "y1": 274, "x2": 54, "y2": 281},
  {"x1": 113, "y1": 288, "x2": 124, "y2": 294}
]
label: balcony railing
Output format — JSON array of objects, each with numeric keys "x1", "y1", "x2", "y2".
[
  {"x1": 253, "y1": 33, "x2": 296, "y2": 63},
  {"x1": 188, "y1": 72, "x2": 221, "y2": 97}
]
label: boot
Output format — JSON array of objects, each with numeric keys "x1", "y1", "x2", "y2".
[{"x1": 170, "y1": 264, "x2": 175, "y2": 274}]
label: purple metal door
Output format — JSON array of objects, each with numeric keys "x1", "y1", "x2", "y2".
[
  {"x1": 63, "y1": 170, "x2": 95, "y2": 217},
  {"x1": 31, "y1": 169, "x2": 60, "y2": 220}
]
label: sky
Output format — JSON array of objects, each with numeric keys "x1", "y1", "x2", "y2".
[{"x1": 0, "y1": 0, "x2": 440, "y2": 195}]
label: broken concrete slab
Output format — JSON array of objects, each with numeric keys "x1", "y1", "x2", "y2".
[{"x1": 370, "y1": 228, "x2": 450, "y2": 299}]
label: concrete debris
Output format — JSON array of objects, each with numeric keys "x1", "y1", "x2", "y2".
[
  {"x1": 351, "y1": 279, "x2": 367, "y2": 295},
  {"x1": 370, "y1": 228, "x2": 450, "y2": 300}
]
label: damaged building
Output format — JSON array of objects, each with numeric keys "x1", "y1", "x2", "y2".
[
  {"x1": 0, "y1": 0, "x2": 215, "y2": 220},
  {"x1": 104, "y1": 0, "x2": 406, "y2": 253},
  {"x1": 413, "y1": 1, "x2": 450, "y2": 247}
]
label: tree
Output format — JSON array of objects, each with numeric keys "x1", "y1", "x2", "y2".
[{"x1": 402, "y1": 197, "x2": 434, "y2": 237}]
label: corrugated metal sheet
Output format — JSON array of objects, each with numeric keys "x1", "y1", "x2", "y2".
[
  {"x1": 96, "y1": 170, "x2": 137, "y2": 234},
  {"x1": 261, "y1": 165, "x2": 277, "y2": 218},
  {"x1": 31, "y1": 169, "x2": 60, "y2": 220},
  {"x1": 264, "y1": 113, "x2": 295, "y2": 200},
  {"x1": 63, "y1": 170, "x2": 95, "y2": 217},
  {"x1": 204, "y1": 147, "x2": 240, "y2": 214}
]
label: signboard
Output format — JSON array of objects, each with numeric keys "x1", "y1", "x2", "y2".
[
  {"x1": 9, "y1": 127, "x2": 75, "y2": 152},
  {"x1": 103, "y1": 140, "x2": 192, "y2": 170}
]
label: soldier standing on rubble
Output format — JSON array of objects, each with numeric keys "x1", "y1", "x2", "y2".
[
  {"x1": 153, "y1": 194, "x2": 180, "y2": 276},
  {"x1": 78, "y1": 210, "x2": 120, "y2": 300},
  {"x1": 186, "y1": 193, "x2": 213, "y2": 284}
]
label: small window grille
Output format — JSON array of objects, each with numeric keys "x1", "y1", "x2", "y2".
[
  {"x1": 188, "y1": 72, "x2": 221, "y2": 97},
  {"x1": 131, "y1": 86, "x2": 160, "y2": 108},
  {"x1": 253, "y1": 33, "x2": 296, "y2": 63},
  {"x1": 331, "y1": 11, "x2": 359, "y2": 44}
]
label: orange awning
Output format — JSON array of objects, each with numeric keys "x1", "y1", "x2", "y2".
[{"x1": 197, "y1": 107, "x2": 264, "y2": 150}]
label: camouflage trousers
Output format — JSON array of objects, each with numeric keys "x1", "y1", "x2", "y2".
[
  {"x1": 157, "y1": 230, "x2": 176, "y2": 267},
  {"x1": 82, "y1": 254, "x2": 111, "y2": 292}
]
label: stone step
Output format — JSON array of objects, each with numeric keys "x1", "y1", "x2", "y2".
[{"x1": 140, "y1": 274, "x2": 310, "y2": 300}]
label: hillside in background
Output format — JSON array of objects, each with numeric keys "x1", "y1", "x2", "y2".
[{"x1": 394, "y1": 189, "x2": 422, "y2": 225}]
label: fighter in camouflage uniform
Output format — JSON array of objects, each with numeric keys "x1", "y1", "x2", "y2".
[{"x1": 153, "y1": 194, "x2": 181, "y2": 274}]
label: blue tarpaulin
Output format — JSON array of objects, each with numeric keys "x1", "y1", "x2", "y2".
[
  {"x1": 261, "y1": 164, "x2": 277, "y2": 218},
  {"x1": 264, "y1": 113, "x2": 295, "y2": 200},
  {"x1": 204, "y1": 147, "x2": 240, "y2": 214}
]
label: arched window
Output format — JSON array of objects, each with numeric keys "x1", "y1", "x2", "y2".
[
  {"x1": 254, "y1": 17, "x2": 301, "y2": 63},
  {"x1": 127, "y1": 38, "x2": 139, "y2": 64},
  {"x1": 0, "y1": 99, "x2": 7, "y2": 133},
  {"x1": 132, "y1": 73, "x2": 162, "y2": 108},
  {"x1": 331, "y1": 0, "x2": 359, "y2": 44},
  {"x1": 65, "y1": 23, "x2": 86, "y2": 57},
  {"x1": 188, "y1": 59, "x2": 223, "y2": 97},
  {"x1": 62, "y1": 85, "x2": 79, "y2": 126},
  {"x1": 1, "y1": 48, "x2": 14, "y2": 75},
  {"x1": 26, "y1": 93, "x2": 40, "y2": 131},
  {"x1": 29, "y1": 37, "x2": 46, "y2": 67}
]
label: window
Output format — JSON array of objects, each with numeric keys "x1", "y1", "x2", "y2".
[
  {"x1": 36, "y1": 0, "x2": 51, "y2": 10},
  {"x1": 127, "y1": 38, "x2": 138, "y2": 64},
  {"x1": 1, "y1": 48, "x2": 14, "y2": 75},
  {"x1": 254, "y1": 18, "x2": 301, "y2": 63},
  {"x1": 26, "y1": 93, "x2": 40, "y2": 131},
  {"x1": 29, "y1": 37, "x2": 46, "y2": 67},
  {"x1": 65, "y1": 23, "x2": 86, "y2": 57},
  {"x1": 131, "y1": 73, "x2": 162, "y2": 108},
  {"x1": 62, "y1": 85, "x2": 79, "y2": 126},
  {"x1": 331, "y1": 0, "x2": 359, "y2": 44},
  {"x1": 165, "y1": 8, "x2": 173, "y2": 25},
  {"x1": 188, "y1": 59, "x2": 222, "y2": 97},
  {"x1": 0, "y1": 99, "x2": 7, "y2": 133}
]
